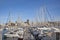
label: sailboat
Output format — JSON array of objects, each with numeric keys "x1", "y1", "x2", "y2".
[
  {"x1": 29, "y1": 7, "x2": 60, "y2": 40},
  {"x1": 2, "y1": 12, "x2": 24, "y2": 40}
]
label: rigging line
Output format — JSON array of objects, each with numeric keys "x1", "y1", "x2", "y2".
[
  {"x1": 46, "y1": 7, "x2": 53, "y2": 21},
  {"x1": 35, "y1": 9, "x2": 39, "y2": 22},
  {"x1": 38, "y1": 9, "x2": 41, "y2": 22}
]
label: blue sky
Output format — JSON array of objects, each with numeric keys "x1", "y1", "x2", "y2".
[{"x1": 0, "y1": 0, "x2": 60, "y2": 23}]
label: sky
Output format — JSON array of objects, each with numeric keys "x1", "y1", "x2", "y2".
[{"x1": 0, "y1": 0, "x2": 60, "y2": 23}]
